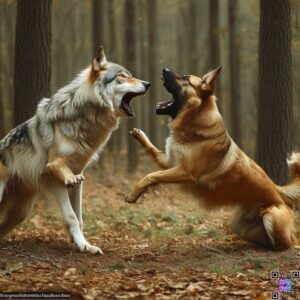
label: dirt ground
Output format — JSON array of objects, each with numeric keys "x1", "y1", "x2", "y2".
[{"x1": 0, "y1": 159, "x2": 300, "y2": 300}]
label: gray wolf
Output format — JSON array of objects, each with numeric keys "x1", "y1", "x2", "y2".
[
  {"x1": 0, "y1": 46, "x2": 150, "y2": 254},
  {"x1": 126, "y1": 67, "x2": 299, "y2": 249}
]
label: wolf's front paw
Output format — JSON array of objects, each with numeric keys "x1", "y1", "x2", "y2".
[
  {"x1": 130, "y1": 128, "x2": 150, "y2": 147},
  {"x1": 77, "y1": 242, "x2": 103, "y2": 255},
  {"x1": 65, "y1": 174, "x2": 85, "y2": 187}
]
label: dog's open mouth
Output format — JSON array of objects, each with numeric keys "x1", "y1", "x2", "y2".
[
  {"x1": 156, "y1": 76, "x2": 176, "y2": 115},
  {"x1": 120, "y1": 92, "x2": 145, "y2": 117},
  {"x1": 156, "y1": 99, "x2": 175, "y2": 115}
]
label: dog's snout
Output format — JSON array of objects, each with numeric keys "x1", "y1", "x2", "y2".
[
  {"x1": 163, "y1": 68, "x2": 170, "y2": 73},
  {"x1": 143, "y1": 81, "x2": 151, "y2": 89}
]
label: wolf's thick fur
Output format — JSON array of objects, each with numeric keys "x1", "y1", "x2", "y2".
[
  {"x1": 126, "y1": 67, "x2": 299, "y2": 249},
  {"x1": 0, "y1": 47, "x2": 150, "y2": 254}
]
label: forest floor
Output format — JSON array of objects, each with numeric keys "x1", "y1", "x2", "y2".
[{"x1": 0, "y1": 158, "x2": 300, "y2": 300}]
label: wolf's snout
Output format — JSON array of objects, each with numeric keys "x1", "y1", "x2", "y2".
[{"x1": 142, "y1": 81, "x2": 151, "y2": 89}]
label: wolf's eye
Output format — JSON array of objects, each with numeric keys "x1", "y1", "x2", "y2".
[{"x1": 119, "y1": 73, "x2": 128, "y2": 78}]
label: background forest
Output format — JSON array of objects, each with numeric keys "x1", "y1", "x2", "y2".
[
  {"x1": 1, "y1": 1, "x2": 300, "y2": 298},
  {"x1": 1, "y1": 0, "x2": 299, "y2": 178}
]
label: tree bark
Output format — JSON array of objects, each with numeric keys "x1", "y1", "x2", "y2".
[
  {"x1": 92, "y1": 0, "x2": 104, "y2": 55},
  {"x1": 124, "y1": 0, "x2": 138, "y2": 172},
  {"x1": 14, "y1": 0, "x2": 51, "y2": 126},
  {"x1": 256, "y1": 0, "x2": 293, "y2": 185},
  {"x1": 0, "y1": 6, "x2": 4, "y2": 138},
  {"x1": 188, "y1": 0, "x2": 197, "y2": 74},
  {"x1": 147, "y1": 0, "x2": 158, "y2": 146},
  {"x1": 228, "y1": 0, "x2": 241, "y2": 147},
  {"x1": 209, "y1": 0, "x2": 221, "y2": 111}
]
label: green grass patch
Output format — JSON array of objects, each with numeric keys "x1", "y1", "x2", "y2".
[
  {"x1": 201, "y1": 226, "x2": 224, "y2": 240},
  {"x1": 208, "y1": 263, "x2": 242, "y2": 275}
]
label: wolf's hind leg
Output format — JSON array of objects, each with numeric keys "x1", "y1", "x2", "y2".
[
  {"x1": 0, "y1": 180, "x2": 35, "y2": 238},
  {"x1": 0, "y1": 161, "x2": 10, "y2": 202}
]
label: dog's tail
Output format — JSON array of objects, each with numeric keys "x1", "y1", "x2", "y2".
[{"x1": 276, "y1": 152, "x2": 300, "y2": 209}]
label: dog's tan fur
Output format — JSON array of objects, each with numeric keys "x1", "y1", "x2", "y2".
[{"x1": 126, "y1": 67, "x2": 299, "y2": 249}]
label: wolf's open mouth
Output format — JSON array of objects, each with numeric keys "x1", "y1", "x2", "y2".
[{"x1": 120, "y1": 92, "x2": 145, "y2": 117}]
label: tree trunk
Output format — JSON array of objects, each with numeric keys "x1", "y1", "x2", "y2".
[
  {"x1": 107, "y1": 0, "x2": 121, "y2": 171},
  {"x1": 14, "y1": 0, "x2": 51, "y2": 126},
  {"x1": 188, "y1": 0, "x2": 197, "y2": 74},
  {"x1": 209, "y1": 0, "x2": 222, "y2": 111},
  {"x1": 256, "y1": 0, "x2": 292, "y2": 185},
  {"x1": 92, "y1": 0, "x2": 106, "y2": 175},
  {"x1": 147, "y1": 0, "x2": 158, "y2": 147},
  {"x1": 228, "y1": 0, "x2": 241, "y2": 147},
  {"x1": 0, "y1": 9, "x2": 4, "y2": 138},
  {"x1": 124, "y1": 0, "x2": 138, "y2": 172},
  {"x1": 92, "y1": 0, "x2": 104, "y2": 55}
]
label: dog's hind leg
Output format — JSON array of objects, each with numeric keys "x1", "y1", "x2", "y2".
[
  {"x1": 68, "y1": 183, "x2": 83, "y2": 232},
  {"x1": 231, "y1": 208, "x2": 273, "y2": 248},
  {"x1": 261, "y1": 204, "x2": 298, "y2": 249}
]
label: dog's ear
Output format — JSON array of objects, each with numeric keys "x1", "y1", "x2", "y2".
[
  {"x1": 93, "y1": 46, "x2": 107, "y2": 72},
  {"x1": 201, "y1": 66, "x2": 222, "y2": 92}
]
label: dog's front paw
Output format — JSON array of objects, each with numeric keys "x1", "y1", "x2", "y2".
[
  {"x1": 125, "y1": 192, "x2": 141, "y2": 204},
  {"x1": 65, "y1": 174, "x2": 85, "y2": 188},
  {"x1": 130, "y1": 128, "x2": 150, "y2": 147}
]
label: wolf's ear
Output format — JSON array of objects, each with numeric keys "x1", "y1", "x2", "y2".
[
  {"x1": 202, "y1": 66, "x2": 222, "y2": 91},
  {"x1": 93, "y1": 46, "x2": 107, "y2": 72}
]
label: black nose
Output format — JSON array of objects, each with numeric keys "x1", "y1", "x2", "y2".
[
  {"x1": 163, "y1": 68, "x2": 170, "y2": 73},
  {"x1": 143, "y1": 81, "x2": 151, "y2": 89}
]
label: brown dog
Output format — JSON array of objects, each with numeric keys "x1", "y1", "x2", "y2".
[{"x1": 126, "y1": 67, "x2": 299, "y2": 249}]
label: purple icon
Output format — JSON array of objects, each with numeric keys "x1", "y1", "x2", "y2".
[{"x1": 279, "y1": 279, "x2": 292, "y2": 293}]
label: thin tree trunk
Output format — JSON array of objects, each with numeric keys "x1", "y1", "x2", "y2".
[
  {"x1": 147, "y1": 0, "x2": 158, "y2": 147},
  {"x1": 228, "y1": 0, "x2": 241, "y2": 146},
  {"x1": 14, "y1": 0, "x2": 51, "y2": 126},
  {"x1": 209, "y1": 0, "x2": 222, "y2": 111},
  {"x1": 256, "y1": 0, "x2": 292, "y2": 185},
  {"x1": 188, "y1": 0, "x2": 197, "y2": 74},
  {"x1": 0, "y1": 5, "x2": 4, "y2": 138},
  {"x1": 92, "y1": 0, "x2": 106, "y2": 175},
  {"x1": 124, "y1": 0, "x2": 138, "y2": 172},
  {"x1": 92, "y1": 0, "x2": 104, "y2": 55},
  {"x1": 107, "y1": 0, "x2": 121, "y2": 171}
]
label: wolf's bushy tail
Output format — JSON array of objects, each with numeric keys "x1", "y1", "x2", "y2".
[
  {"x1": 0, "y1": 180, "x2": 7, "y2": 203},
  {"x1": 276, "y1": 152, "x2": 300, "y2": 209}
]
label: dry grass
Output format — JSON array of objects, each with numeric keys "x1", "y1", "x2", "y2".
[{"x1": 0, "y1": 160, "x2": 299, "y2": 299}]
